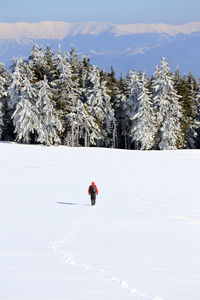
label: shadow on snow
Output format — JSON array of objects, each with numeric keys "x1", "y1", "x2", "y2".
[{"x1": 56, "y1": 201, "x2": 91, "y2": 207}]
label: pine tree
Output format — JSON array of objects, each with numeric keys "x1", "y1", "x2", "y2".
[
  {"x1": 187, "y1": 80, "x2": 200, "y2": 148},
  {"x1": 85, "y1": 66, "x2": 104, "y2": 143},
  {"x1": 43, "y1": 44, "x2": 56, "y2": 82},
  {"x1": 124, "y1": 71, "x2": 133, "y2": 98},
  {"x1": 79, "y1": 55, "x2": 90, "y2": 88},
  {"x1": 110, "y1": 83, "x2": 126, "y2": 148},
  {"x1": 7, "y1": 58, "x2": 25, "y2": 109},
  {"x1": 53, "y1": 46, "x2": 80, "y2": 146},
  {"x1": 69, "y1": 46, "x2": 82, "y2": 106},
  {"x1": 85, "y1": 66, "x2": 117, "y2": 147},
  {"x1": 70, "y1": 45, "x2": 80, "y2": 76},
  {"x1": 28, "y1": 44, "x2": 45, "y2": 81},
  {"x1": 174, "y1": 70, "x2": 200, "y2": 148},
  {"x1": 186, "y1": 72, "x2": 199, "y2": 148},
  {"x1": 64, "y1": 99, "x2": 79, "y2": 147},
  {"x1": 53, "y1": 46, "x2": 73, "y2": 103},
  {"x1": 131, "y1": 72, "x2": 156, "y2": 150},
  {"x1": 0, "y1": 63, "x2": 8, "y2": 139},
  {"x1": 100, "y1": 80, "x2": 117, "y2": 148},
  {"x1": 79, "y1": 102, "x2": 100, "y2": 147},
  {"x1": 0, "y1": 101, "x2": 3, "y2": 139},
  {"x1": 78, "y1": 55, "x2": 92, "y2": 103},
  {"x1": 12, "y1": 77, "x2": 39, "y2": 143},
  {"x1": 174, "y1": 72, "x2": 190, "y2": 143},
  {"x1": 66, "y1": 99, "x2": 100, "y2": 147},
  {"x1": 123, "y1": 69, "x2": 140, "y2": 149},
  {"x1": 36, "y1": 77, "x2": 62, "y2": 145},
  {"x1": 152, "y1": 57, "x2": 184, "y2": 150}
]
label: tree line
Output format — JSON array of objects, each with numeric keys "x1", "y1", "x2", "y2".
[{"x1": 0, "y1": 44, "x2": 200, "y2": 150}]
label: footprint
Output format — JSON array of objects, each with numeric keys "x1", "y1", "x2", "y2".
[{"x1": 49, "y1": 209, "x2": 162, "y2": 299}]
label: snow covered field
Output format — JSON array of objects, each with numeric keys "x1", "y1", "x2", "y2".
[{"x1": 1, "y1": 142, "x2": 200, "y2": 300}]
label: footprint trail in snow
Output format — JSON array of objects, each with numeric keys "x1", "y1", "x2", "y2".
[{"x1": 48, "y1": 207, "x2": 164, "y2": 300}]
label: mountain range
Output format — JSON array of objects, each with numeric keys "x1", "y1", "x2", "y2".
[{"x1": 0, "y1": 21, "x2": 200, "y2": 77}]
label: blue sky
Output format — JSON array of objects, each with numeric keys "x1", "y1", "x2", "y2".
[{"x1": 1, "y1": 0, "x2": 200, "y2": 24}]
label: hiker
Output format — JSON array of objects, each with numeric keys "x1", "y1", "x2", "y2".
[{"x1": 88, "y1": 182, "x2": 98, "y2": 206}]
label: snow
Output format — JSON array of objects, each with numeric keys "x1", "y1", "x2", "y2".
[
  {"x1": 113, "y1": 22, "x2": 200, "y2": 36},
  {"x1": 1, "y1": 142, "x2": 200, "y2": 300}
]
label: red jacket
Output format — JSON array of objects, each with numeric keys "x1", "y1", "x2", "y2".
[{"x1": 88, "y1": 182, "x2": 98, "y2": 195}]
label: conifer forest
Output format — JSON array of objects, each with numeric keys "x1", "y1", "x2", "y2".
[{"x1": 0, "y1": 44, "x2": 200, "y2": 150}]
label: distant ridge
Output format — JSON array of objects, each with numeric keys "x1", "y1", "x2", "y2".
[
  {"x1": 0, "y1": 21, "x2": 200, "y2": 40},
  {"x1": 0, "y1": 21, "x2": 200, "y2": 78}
]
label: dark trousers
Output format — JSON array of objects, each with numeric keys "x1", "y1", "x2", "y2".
[{"x1": 90, "y1": 193, "x2": 96, "y2": 206}]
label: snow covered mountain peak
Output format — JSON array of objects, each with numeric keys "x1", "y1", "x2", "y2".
[
  {"x1": 0, "y1": 21, "x2": 114, "y2": 40},
  {"x1": 0, "y1": 21, "x2": 200, "y2": 40},
  {"x1": 114, "y1": 22, "x2": 200, "y2": 36}
]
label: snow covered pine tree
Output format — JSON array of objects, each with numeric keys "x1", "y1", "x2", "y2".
[{"x1": 152, "y1": 57, "x2": 184, "y2": 150}]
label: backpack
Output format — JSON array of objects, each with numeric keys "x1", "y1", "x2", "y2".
[{"x1": 90, "y1": 185, "x2": 96, "y2": 194}]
